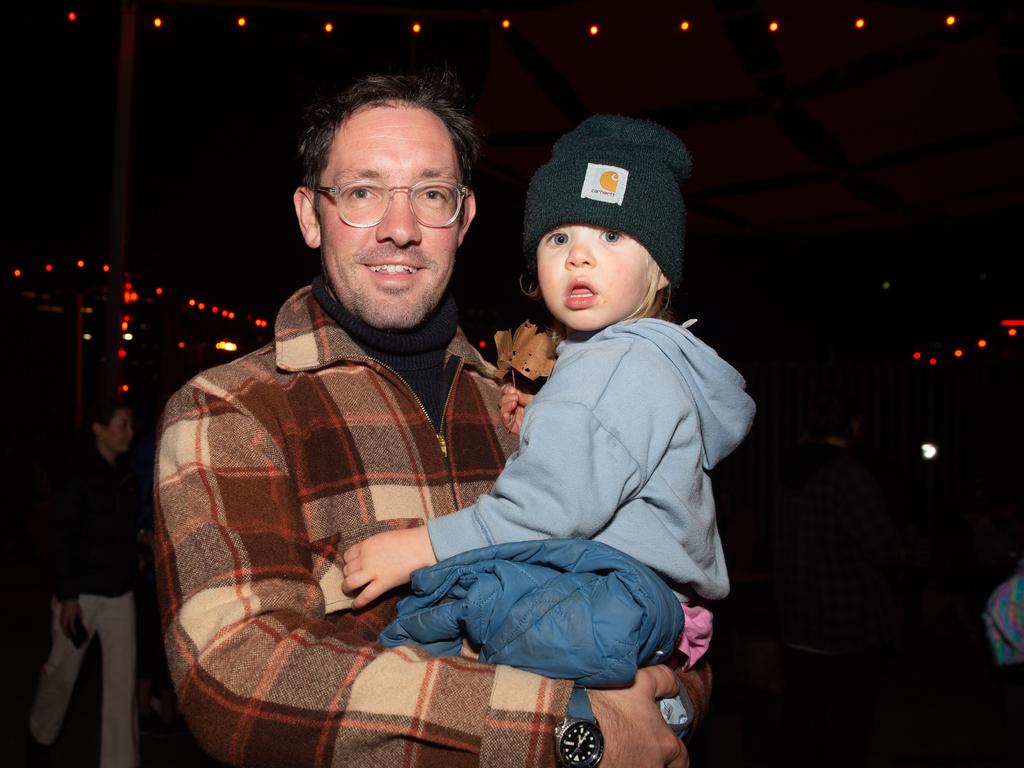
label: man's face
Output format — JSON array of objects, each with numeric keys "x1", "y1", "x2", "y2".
[{"x1": 294, "y1": 105, "x2": 476, "y2": 330}]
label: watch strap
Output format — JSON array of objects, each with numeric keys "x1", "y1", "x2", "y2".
[{"x1": 567, "y1": 685, "x2": 594, "y2": 722}]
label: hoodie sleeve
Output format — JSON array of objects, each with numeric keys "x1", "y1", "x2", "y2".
[{"x1": 429, "y1": 395, "x2": 644, "y2": 560}]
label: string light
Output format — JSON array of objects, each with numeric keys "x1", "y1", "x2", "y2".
[
  {"x1": 178, "y1": 341, "x2": 186, "y2": 349},
  {"x1": 769, "y1": 21, "x2": 780, "y2": 33},
  {"x1": 118, "y1": 348, "x2": 127, "y2": 359},
  {"x1": 103, "y1": 264, "x2": 110, "y2": 272},
  {"x1": 977, "y1": 339, "x2": 987, "y2": 348},
  {"x1": 324, "y1": 22, "x2": 333, "y2": 33},
  {"x1": 855, "y1": 18, "x2": 866, "y2": 29},
  {"x1": 45, "y1": 264, "x2": 53, "y2": 272},
  {"x1": 412, "y1": 22, "x2": 422, "y2": 34},
  {"x1": 589, "y1": 24, "x2": 600, "y2": 36},
  {"x1": 197, "y1": 302, "x2": 205, "y2": 310},
  {"x1": 121, "y1": 384, "x2": 130, "y2": 392},
  {"x1": 188, "y1": 299, "x2": 196, "y2": 306},
  {"x1": 945, "y1": 15, "x2": 956, "y2": 27},
  {"x1": 155, "y1": 287, "x2": 163, "y2": 295},
  {"x1": 76, "y1": 260, "x2": 85, "y2": 268},
  {"x1": 680, "y1": 21, "x2": 691, "y2": 32},
  {"x1": 67, "y1": 12, "x2": 77, "y2": 22},
  {"x1": 1010, "y1": 329, "x2": 1018, "y2": 337},
  {"x1": 501, "y1": 19, "x2": 511, "y2": 29},
  {"x1": 478, "y1": 340, "x2": 486, "y2": 349},
  {"x1": 912, "y1": 352, "x2": 922, "y2": 360},
  {"x1": 13, "y1": 269, "x2": 22, "y2": 278},
  {"x1": 953, "y1": 349, "x2": 963, "y2": 358},
  {"x1": 928, "y1": 357, "x2": 937, "y2": 366},
  {"x1": 237, "y1": 17, "x2": 247, "y2": 28},
  {"x1": 211, "y1": 305, "x2": 219, "y2": 314},
  {"x1": 153, "y1": 17, "x2": 163, "y2": 28}
]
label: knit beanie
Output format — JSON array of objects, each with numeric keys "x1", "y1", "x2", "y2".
[{"x1": 523, "y1": 115, "x2": 692, "y2": 287}]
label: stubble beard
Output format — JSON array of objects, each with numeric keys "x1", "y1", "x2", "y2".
[{"x1": 324, "y1": 245, "x2": 452, "y2": 331}]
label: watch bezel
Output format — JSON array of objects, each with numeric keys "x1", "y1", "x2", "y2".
[{"x1": 554, "y1": 716, "x2": 604, "y2": 768}]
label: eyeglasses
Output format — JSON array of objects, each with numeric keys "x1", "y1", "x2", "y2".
[{"x1": 315, "y1": 180, "x2": 469, "y2": 228}]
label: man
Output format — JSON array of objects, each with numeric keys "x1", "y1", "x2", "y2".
[
  {"x1": 155, "y1": 71, "x2": 707, "y2": 768},
  {"x1": 774, "y1": 390, "x2": 901, "y2": 768}
]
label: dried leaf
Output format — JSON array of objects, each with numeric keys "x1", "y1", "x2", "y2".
[{"x1": 494, "y1": 321, "x2": 556, "y2": 381}]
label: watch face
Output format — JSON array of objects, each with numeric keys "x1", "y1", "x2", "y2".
[{"x1": 558, "y1": 721, "x2": 603, "y2": 767}]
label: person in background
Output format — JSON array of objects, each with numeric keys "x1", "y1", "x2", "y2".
[{"x1": 27, "y1": 398, "x2": 140, "y2": 768}]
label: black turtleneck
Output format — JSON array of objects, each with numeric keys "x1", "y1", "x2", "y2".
[{"x1": 311, "y1": 275, "x2": 459, "y2": 430}]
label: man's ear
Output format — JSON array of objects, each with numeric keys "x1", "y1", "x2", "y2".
[
  {"x1": 294, "y1": 187, "x2": 321, "y2": 249},
  {"x1": 456, "y1": 190, "x2": 477, "y2": 247}
]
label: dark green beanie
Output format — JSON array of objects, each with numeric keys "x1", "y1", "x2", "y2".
[{"x1": 523, "y1": 115, "x2": 692, "y2": 287}]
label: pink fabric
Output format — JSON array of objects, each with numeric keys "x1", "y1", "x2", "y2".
[{"x1": 677, "y1": 602, "x2": 714, "y2": 669}]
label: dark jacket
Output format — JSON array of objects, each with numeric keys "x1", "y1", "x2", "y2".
[
  {"x1": 379, "y1": 539, "x2": 684, "y2": 687},
  {"x1": 53, "y1": 440, "x2": 139, "y2": 600}
]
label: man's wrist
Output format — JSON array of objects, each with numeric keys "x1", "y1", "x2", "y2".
[{"x1": 554, "y1": 687, "x2": 604, "y2": 767}]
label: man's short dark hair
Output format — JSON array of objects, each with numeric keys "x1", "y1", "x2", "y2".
[{"x1": 298, "y1": 69, "x2": 480, "y2": 196}]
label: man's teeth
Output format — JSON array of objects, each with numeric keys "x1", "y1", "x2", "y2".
[{"x1": 369, "y1": 264, "x2": 416, "y2": 274}]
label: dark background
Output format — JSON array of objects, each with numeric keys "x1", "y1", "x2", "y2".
[{"x1": 4, "y1": 2, "x2": 1023, "y2": 765}]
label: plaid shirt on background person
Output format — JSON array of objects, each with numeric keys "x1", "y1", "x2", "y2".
[
  {"x1": 774, "y1": 444, "x2": 903, "y2": 653},
  {"x1": 155, "y1": 285, "x2": 710, "y2": 767}
]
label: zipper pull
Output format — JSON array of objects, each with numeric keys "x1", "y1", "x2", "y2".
[{"x1": 437, "y1": 432, "x2": 448, "y2": 458}]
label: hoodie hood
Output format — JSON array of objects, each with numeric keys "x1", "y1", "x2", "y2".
[{"x1": 565, "y1": 319, "x2": 755, "y2": 470}]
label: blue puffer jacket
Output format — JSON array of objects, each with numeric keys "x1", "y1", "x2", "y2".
[{"x1": 378, "y1": 539, "x2": 684, "y2": 687}]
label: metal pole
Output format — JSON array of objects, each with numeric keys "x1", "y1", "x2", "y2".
[{"x1": 103, "y1": 0, "x2": 138, "y2": 404}]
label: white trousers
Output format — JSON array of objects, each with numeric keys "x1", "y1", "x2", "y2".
[{"x1": 29, "y1": 592, "x2": 139, "y2": 768}]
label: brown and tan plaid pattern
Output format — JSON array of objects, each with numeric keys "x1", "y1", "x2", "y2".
[{"x1": 156, "y1": 285, "x2": 709, "y2": 767}]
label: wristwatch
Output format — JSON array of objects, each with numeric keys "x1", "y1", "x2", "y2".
[{"x1": 554, "y1": 686, "x2": 604, "y2": 768}]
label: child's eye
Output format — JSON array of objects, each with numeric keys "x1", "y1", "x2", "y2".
[
  {"x1": 602, "y1": 230, "x2": 621, "y2": 243},
  {"x1": 548, "y1": 232, "x2": 569, "y2": 246}
]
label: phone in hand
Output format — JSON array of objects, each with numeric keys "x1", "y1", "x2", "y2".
[{"x1": 68, "y1": 616, "x2": 88, "y2": 649}]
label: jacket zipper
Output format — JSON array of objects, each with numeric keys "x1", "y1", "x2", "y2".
[{"x1": 375, "y1": 358, "x2": 463, "y2": 459}]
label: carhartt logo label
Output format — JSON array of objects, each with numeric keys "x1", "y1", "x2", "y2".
[{"x1": 581, "y1": 163, "x2": 628, "y2": 205}]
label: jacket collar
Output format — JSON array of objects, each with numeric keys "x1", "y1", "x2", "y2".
[{"x1": 273, "y1": 285, "x2": 495, "y2": 378}]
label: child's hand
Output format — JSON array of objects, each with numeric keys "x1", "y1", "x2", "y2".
[
  {"x1": 341, "y1": 526, "x2": 438, "y2": 609},
  {"x1": 500, "y1": 384, "x2": 533, "y2": 435}
]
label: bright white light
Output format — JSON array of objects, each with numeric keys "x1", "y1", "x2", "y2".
[
  {"x1": 123, "y1": 333, "x2": 134, "y2": 341},
  {"x1": 921, "y1": 443, "x2": 938, "y2": 460},
  {"x1": 83, "y1": 333, "x2": 92, "y2": 340}
]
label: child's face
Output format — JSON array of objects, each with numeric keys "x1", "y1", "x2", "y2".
[{"x1": 537, "y1": 224, "x2": 668, "y2": 334}]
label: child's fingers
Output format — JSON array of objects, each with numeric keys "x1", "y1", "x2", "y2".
[
  {"x1": 351, "y1": 580, "x2": 388, "y2": 609},
  {"x1": 342, "y1": 568, "x2": 372, "y2": 593}
]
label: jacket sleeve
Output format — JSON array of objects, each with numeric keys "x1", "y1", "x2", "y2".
[
  {"x1": 429, "y1": 399, "x2": 642, "y2": 561},
  {"x1": 52, "y1": 465, "x2": 86, "y2": 601},
  {"x1": 155, "y1": 380, "x2": 572, "y2": 768}
]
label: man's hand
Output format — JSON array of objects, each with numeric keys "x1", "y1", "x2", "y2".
[
  {"x1": 587, "y1": 665, "x2": 688, "y2": 768},
  {"x1": 341, "y1": 526, "x2": 438, "y2": 609},
  {"x1": 59, "y1": 599, "x2": 83, "y2": 638},
  {"x1": 500, "y1": 384, "x2": 533, "y2": 435}
]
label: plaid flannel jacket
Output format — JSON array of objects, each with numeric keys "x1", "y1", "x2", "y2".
[{"x1": 156, "y1": 285, "x2": 710, "y2": 767}]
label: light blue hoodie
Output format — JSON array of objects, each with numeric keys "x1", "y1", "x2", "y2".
[{"x1": 427, "y1": 318, "x2": 755, "y2": 600}]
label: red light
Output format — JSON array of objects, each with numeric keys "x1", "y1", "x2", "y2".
[
  {"x1": 589, "y1": 24, "x2": 599, "y2": 36},
  {"x1": 953, "y1": 349, "x2": 963, "y2": 358},
  {"x1": 211, "y1": 305, "x2": 219, "y2": 314},
  {"x1": 198, "y1": 302, "x2": 205, "y2": 310},
  {"x1": 188, "y1": 299, "x2": 196, "y2": 306},
  {"x1": 123, "y1": 314, "x2": 131, "y2": 322},
  {"x1": 478, "y1": 340, "x2": 486, "y2": 349},
  {"x1": 769, "y1": 21, "x2": 780, "y2": 32},
  {"x1": 946, "y1": 15, "x2": 956, "y2": 27},
  {"x1": 153, "y1": 17, "x2": 162, "y2": 28},
  {"x1": 121, "y1": 384, "x2": 130, "y2": 392},
  {"x1": 978, "y1": 339, "x2": 987, "y2": 348},
  {"x1": 912, "y1": 352, "x2": 922, "y2": 360},
  {"x1": 177, "y1": 341, "x2": 186, "y2": 349},
  {"x1": 125, "y1": 282, "x2": 132, "y2": 290},
  {"x1": 929, "y1": 358, "x2": 937, "y2": 366},
  {"x1": 67, "y1": 12, "x2": 77, "y2": 22},
  {"x1": 13, "y1": 269, "x2": 22, "y2": 278},
  {"x1": 324, "y1": 22, "x2": 333, "y2": 33},
  {"x1": 1000, "y1": 320, "x2": 1024, "y2": 326},
  {"x1": 103, "y1": 264, "x2": 110, "y2": 272},
  {"x1": 680, "y1": 20, "x2": 690, "y2": 31},
  {"x1": 156, "y1": 287, "x2": 163, "y2": 295},
  {"x1": 221, "y1": 310, "x2": 229, "y2": 317},
  {"x1": 1010, "y1": 329, "x2": 1018, "y2": 337},
  {"x1": 412, "y1": 22, "x2": 422, "y2": 33},
  {"x1": 855, "y1": 18, "x2": 866, "y2": 29},
  {"x1": 45, "y1": 264, "x2": 53, "y2": 272},
  {"x1": 501, "y1": 19, "x2": 511, "y2": 29},
  {"x1": 228, "y1": 312, "x2": 235, "y2": 319},
  {"x1": 118, "y1": 348, "x2": 127, "y2": 359},
  {"x1": 76, "y1": 259, "x2": 85, "y2": 268}
]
